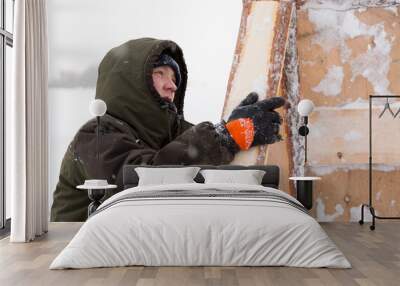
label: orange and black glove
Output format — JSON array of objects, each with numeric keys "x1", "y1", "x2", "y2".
[{"x1": 215, "y1": 92, "x2": 286, "y2": 154}]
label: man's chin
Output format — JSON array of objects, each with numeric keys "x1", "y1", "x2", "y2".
[{"x1": 161, "y1": 96, "x2": 173, "y2": 103}]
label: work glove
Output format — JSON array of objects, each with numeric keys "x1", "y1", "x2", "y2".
[{"x1": 216, "y1": 92, "x2": 286, "y2": 154}]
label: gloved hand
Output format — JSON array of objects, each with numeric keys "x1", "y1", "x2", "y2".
[{"x1": 216, "y1": 92, "x2": 286, "y2": 154}]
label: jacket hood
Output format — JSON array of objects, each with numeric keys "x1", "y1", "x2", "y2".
[{"x1": 95, "y1": 38, "x2": 188, "y2": 149}]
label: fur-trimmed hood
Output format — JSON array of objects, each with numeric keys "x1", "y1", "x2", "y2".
[{"x1": 95, "y1": 38, "x2": 188, "y2": 148}]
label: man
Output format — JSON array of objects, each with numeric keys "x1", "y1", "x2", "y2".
[
  {"x1": 152, "y1": 54, "x2": 179, "y2": 103},
  {"x1": 51, "y1": 38, "x2": 286, "y2": 222}
]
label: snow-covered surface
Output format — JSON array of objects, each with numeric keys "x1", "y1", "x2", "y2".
[
  {"x1": 350, "y1": 204, "x2": 373, "y2": 222},
  {"x1": 284, "y1": 8, "x2": 304, "y2": 177},
  {"x1": 224, "y1": 1, "x2": 278, "y2": 121},
  {"x1": 314, "y1": 97, "x2": 400, "y2": 110},
  {"x1": 316, "y1": 198, "x2": 345, "y2": 222},
  {"x1": 225, "y1": 1, "x2": 287, "y2": 166},
  {"x1": 312, "y1": 65, "x2": 344, "y2": 97},
  {"x1": 304, "y1": 0, "x2": 400, "y2": 10},
  {"x1": 385, "y1": 6, "x2": 399, "y2": 15},
  {"x1": 251, "y1": 74, "x2": 268, "y2": 97},
  {"x1": 304, "y1": 1, "x2": 395, "y2": 95},
  {"x1": 343, "y1": 130, "x2": 363, "y2": 142},
  {"x1": 298, "y1": 2, "x2": 400, "y2": 222},
  {"x1": 309, "y1": 163, "x2": 400, "y2": 176}
]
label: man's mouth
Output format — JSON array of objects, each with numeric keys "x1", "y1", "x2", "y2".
[
  {"x1": 165, "y1": 94, "x2": 174, "y2": 102},
  {"x1": 161, "y1": 96, "x2": 173, "y2": 103}
]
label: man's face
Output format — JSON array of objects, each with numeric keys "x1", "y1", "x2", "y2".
[{"x1": 152, "y1": 66, "x2": 177, "y2": 103}]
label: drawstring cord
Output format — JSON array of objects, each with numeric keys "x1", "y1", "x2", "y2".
[
  {"x1": 161, "y1": 102, "x2": 172, "y2": 141},
  {"x1": 161, "y1": 101, "x2": 182, "y2": 141},
  {"x1": 176, "y1": 114, "x2": 182, "y2": 135},
  {"x1": 167, "y1": 108, "x2": 172, "y2": 141}
]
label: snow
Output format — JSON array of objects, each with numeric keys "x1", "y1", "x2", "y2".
[
  {"x1": 187, "y1": 144, "x2": 199, "y2": 160},
  {"x1": 336, "y1": 98, "x2": 368, "y2": 109},
  {"x1": 283, "y1": 8, "x2": 304, "y2": 177},
  {"x1": 350, "y1": 23, "x2": 392, "y2": 94},
  {"x1": 350, "y1": 204, "x2": 373, "y2": 222},
  {"x1": 313, "y1": 97, "x2": 400, "y2": 110},
  {"x1": 342, "y1": 12, "x2": 366, "y2": 38},
  {"x1": 251, "y1": 74, "x2": 268, "y2": 97},
  {"x1": 305, "y1": 2, "x2": 394, "y2": 95},
  {"x1": 255, "y1": 15, "x2": 273, "y2": 32},
  {"x1": 312, "y1": 65, "x2": 344, "y2": 97},
  {"x1": 316, "y1": 198, "x2": 344, "y2": 222},
  {"x1": 304, "y1": 0, "x2": 400, "y2": 10},
  {"x1": 343, "y1": 130, "x2": 363, "y2": 142},
  {"x1": 309, "y1": 163, "x2": 400, "y2": 176},
  {"x1": 385, "y1": 6, "x2": 399, "y2": 15},
  {"x1": 307, "y1": 10, "x2": 344, "y2": 53}
]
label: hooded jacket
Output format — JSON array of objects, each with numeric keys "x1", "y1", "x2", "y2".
[{"x1": 50, "y1": 38, "x2": 234, "y2": 221}]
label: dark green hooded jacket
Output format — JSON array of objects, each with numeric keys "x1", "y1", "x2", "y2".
[{"x1": 50, "y1": 38, "x2": 234, "y2": 222}]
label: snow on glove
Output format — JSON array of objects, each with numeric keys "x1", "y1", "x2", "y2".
[{"x1": 216, "y1": 92, "x2": 286, "y2": 154}]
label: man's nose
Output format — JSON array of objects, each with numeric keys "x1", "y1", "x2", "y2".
[{"x1": 165, "y1": 79, "x2": 177, "y2": 92}]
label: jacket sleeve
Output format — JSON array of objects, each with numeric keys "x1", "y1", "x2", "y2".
[
  {"x1": 152, "y1": 121, "x2": 234, "y2": 165},
  {"x1": 51, "y1": 117, "x2": 234, "y2": 222},
  {"x1": 76, "y1": 118, "x2": 234, "y2": 187},
  {"x1": 177, "y1": 118, "x2": 194, "y2": 135}
]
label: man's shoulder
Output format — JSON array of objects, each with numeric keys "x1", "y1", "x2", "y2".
[
  {"x1": 69, "y1": 113, "x2": 145, "y2": 155},
  {"x1": 70, "y1": 114, "x2": 141, "y2": 148},
  {"x1": 78, "y1": 114, "x2": 135, "y2": 134}
]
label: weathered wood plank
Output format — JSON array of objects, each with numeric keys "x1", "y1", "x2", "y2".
[{"x1": 222, "y1": 0, "x2": 293, "y2": 171}]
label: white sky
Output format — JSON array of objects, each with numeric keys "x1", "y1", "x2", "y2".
[
  {"x1": 47, "y1": 0, "x2": 243, "y2": 204},
  {"x1": 48, "y1": 0, "x2": 242, "y2": 123}
]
